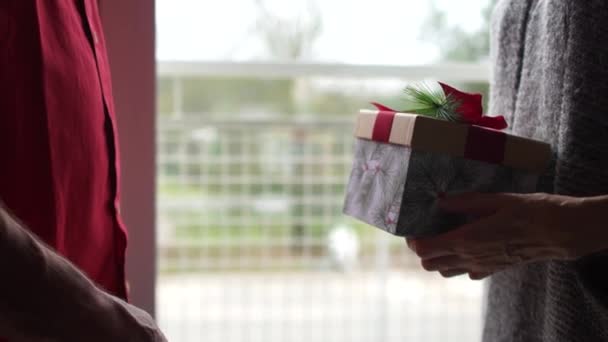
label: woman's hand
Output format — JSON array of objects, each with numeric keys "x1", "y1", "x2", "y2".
[{"x1": 406, "y1": 192, "x2": 608, "y2": 280}]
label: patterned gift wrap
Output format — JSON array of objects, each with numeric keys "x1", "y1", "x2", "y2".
[{"x1": 343, "y1": 109, "x2": 551, "y2": 237}]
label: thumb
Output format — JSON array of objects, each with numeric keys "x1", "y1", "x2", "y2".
[{"x1": 438, "y1": 192, "x2": 516, "y2": 216}]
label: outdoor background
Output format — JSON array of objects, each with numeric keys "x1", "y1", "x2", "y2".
[{"x1": 155, "y1": 0, "x2": 496, "y2": 341}]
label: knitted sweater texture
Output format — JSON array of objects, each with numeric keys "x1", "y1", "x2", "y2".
[{"x1": 485, "y1": 1, "x2": 608, "y2": 341}]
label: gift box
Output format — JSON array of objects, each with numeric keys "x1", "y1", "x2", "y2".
[{"x1": 343, "y1": 104, "x2": 552, "y2": 238}]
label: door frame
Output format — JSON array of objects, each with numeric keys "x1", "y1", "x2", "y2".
[{"x1": 101, "y1": 0, "x2": 157, "y2": 316}]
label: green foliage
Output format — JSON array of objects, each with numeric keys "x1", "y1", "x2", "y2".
[
  {"x1": 402, "y1": 83, "x2": 461, "y2": 122},
  {"x1": 157, "y1": 77, "x2": 295, "y2": 117},
  {"x1": 421, "y1": 0, "x2": 498, "y2": 62}
]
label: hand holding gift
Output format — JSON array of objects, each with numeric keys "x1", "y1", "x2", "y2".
[
  {"x1": 343, "y1": 82, "x2": 551, "y2": 237},
  {"x1": 407, "y1": 192, "x2": 608, "y2": 280},
  {"x1": 343, "y1": 82, "x2": 608, "y2": 281}
]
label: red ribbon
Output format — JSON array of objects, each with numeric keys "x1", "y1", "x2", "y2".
[
  {"x1": 368, "y1": 82, "x2": 509, "y2": 165},
  {"x1": 370, "y1": 102, "x2": 396, "y2": 113},
  {"x1": 464, "y1": 125, "x2": 506, "y2": 164},
  {"x1": 438, "y1": 82, "x2": 507, "y2": 130},
  {"x1": 371, "y1": 111, "x2": 396, "y2": 143},
  {"x1": 371, "y1": 82, "x2": 508, "y2": 130}
]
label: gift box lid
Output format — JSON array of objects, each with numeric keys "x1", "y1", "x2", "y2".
[{"x1": 354, "y1": 109, "x2": 552, "y2": 173}]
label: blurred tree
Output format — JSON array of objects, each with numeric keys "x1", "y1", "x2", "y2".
[
  {"x1": 158, "y1": 1, "x2": 323, "y2": 119},
  {"x1": 420, "y1": 0, "x2": 498, "y2": 110},
  {"x1": 421, "y1": 0, "x2": 498, "y2": 62},
  {"x1": 254, "y1": 0, "x2": 322, "y2": 116},
  {"x1": 254, "y1": 0, "x2": 322, "y2": 61}
]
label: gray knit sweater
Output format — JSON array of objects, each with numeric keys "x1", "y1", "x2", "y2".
[{"x1": 484, "y1": 1, "x2": 608, "y2": 341}]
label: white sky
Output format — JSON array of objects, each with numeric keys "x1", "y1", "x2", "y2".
[{"x1": 156, "y1": 0, "x2": 489, "y2": 65}]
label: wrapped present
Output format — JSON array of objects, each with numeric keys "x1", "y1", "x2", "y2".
[{"x1": 343, "y1": 83, "x2": 552, "y2": 237}]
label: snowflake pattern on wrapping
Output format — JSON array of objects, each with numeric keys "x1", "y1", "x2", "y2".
[
  {"x1": 343, "y1": 138, "x2": 410, "y2": 234},
  {"x1": 343, "y1": 138, "x2": 540, "y2": 237}
]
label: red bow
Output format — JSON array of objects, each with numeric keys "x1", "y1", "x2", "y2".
[
  {"x1": 438, "y1": 82, "x2": 507, "y2": 130},
  {"x1": 372, "y1": 82, "x2": 508, "y2": 130}
]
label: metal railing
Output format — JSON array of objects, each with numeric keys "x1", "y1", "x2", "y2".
[
  {"x1": 158, "y1": 61, "x2": 490, "y2": 81},
  {"x1": 156, "y1": 61, "x2": 487, "y2": 342}
]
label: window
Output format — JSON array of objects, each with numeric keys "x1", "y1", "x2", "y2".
[{"x1": 156, "y1": 1, "x2": 495, "y2": 341}]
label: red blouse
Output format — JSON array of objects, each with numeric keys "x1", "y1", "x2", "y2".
[{"x1": 0, "y1": 1, "x2": 127, "y2": 299}]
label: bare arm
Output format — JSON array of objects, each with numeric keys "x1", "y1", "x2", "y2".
[{"x1": 0, "y1": 204, "x2": 167, "y2": 342}]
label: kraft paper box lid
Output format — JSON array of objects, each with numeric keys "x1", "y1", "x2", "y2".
[{"x1": 355, "y1": 109, "x2": 552, "y2": 174}]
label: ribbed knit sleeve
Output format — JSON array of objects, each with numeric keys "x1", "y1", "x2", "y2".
[
  {"x1": 556, "y1": 1, "x2": 608, "y2": 197},
  {"x1": 555, "y1": 0, "x2": 608, "y2": 311}
]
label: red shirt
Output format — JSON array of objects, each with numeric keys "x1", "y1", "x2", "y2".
[{"x1": 0, "y1": 1, "x2": 127, "y2": 299}]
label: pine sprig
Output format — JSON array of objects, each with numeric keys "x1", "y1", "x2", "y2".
[{"x1": 401, "y1": 83, "x2": 461, "y2": 122}]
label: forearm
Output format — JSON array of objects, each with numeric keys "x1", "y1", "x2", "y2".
[{"x1": 0, "y1": 205, "x2": 165, "y2": 341}]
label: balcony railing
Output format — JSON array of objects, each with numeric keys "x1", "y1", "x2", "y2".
[{"x1": 158, "y1": 61, "x2": 490, "y2": 80}]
